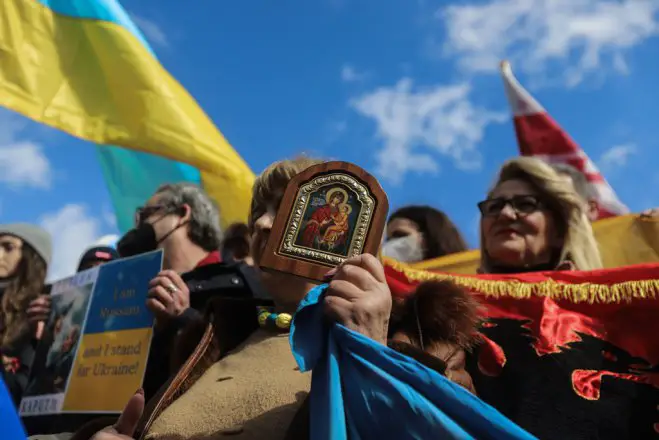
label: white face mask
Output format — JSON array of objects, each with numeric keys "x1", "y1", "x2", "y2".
[{"x1": 382, "y1": 235, "x2": 424, "y2": 263}]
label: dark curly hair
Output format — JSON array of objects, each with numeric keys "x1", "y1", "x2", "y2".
[
  {"x1": 0, "y1": 243, "x2": 47, "y2": 354},
  {"x1": 388, "y1": 205, "x2": 468, "y2": 260}
]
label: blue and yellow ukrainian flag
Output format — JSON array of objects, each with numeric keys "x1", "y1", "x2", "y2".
[{"x1": 0, "y1": 0, "x2": 255, "y2": 231}]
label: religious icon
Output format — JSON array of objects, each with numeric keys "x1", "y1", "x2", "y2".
[
  {"x1": 260, "y1": 161, "x2": 388, "y2": 282},
  {"x1": 295, "y1": 186, "x2": 358, "y2": 257}
]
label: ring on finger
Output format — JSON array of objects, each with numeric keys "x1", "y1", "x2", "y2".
[{"x1": 165, "y1": 283, "x2": 178, "y2": 294}]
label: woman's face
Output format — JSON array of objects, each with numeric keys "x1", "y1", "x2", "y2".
[
  {"x1": 250, "y1": 203, "x2": 278, "y2": 268},
  {"x1": 384, "y1": 217, "x2": 425, "y2": 263},
  {"x1": 386, "y1": 218, "x2": 423, "y2": 246},
  {"x1": 480, "y1": 179, "x2": 560, "y2": 268},
  {"x1": 0, "y1": 235, "x2": 23, "y2": 279},
  {"x1": 250, "y1": 200, "x2": 311, "y2": 309}
]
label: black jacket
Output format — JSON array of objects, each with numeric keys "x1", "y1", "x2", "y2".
[
  {"x1": 2, "y1": 339, "x2": 35, "y2": 406},
  {"x1": 143, "y1": 261, "x2": 269, "y2": 399}
]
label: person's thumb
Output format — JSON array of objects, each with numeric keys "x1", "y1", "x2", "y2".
[{"x1": 113, "y1": 389, "x2": 145, "y2": 436}]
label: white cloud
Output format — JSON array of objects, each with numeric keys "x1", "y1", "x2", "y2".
[
  {"x1": 351, "y1": 78, "x2": 505, "y2": 183},
  {"x1": 40, "y1": 204, "x2": 105, "y2": 281},
  {"x1": 0, "y1": 110, "x2": 53, "y2": 189},
  {"x1": 599, "y1": 143, "x2": 637, "y2": 171},
  {"x1": 0, "y1": 142, "x2": 52, "y2": 189},
  {"x1": 440, "y1": 0, "x2": 659, "y2": 85},
  {"x1": 130, "y1": 13, "x2": 169, "y2": 48},
  {"x1": 341, "y1": 64, "x2": 369, "y2": 83}
]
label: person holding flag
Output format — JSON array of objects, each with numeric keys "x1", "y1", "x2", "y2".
[
  {"x1": 384, "y1": 155, "x2": 659, "y2": 439},
  {"x1": 38, "y1": 157, "x2": 533, "y2": 440}
]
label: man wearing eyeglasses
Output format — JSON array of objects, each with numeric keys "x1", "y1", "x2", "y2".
[
  {"x1": 119, "y1": 183, "x2": 224, "y2": 273},
  {"x1": 115, "y1": 183, "x2": 267, "y2": 399},
  {"x1": 118, "y1": 183, "x2": 224, "y2": 328}
]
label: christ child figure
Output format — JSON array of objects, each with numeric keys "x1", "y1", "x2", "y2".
[{"x1": 321, "y1": 204, "x2": 351, "y2": 247}]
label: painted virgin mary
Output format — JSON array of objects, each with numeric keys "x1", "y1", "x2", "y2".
[{"x1": 299, "y1": 187, "x2": 347, "y2": 248}]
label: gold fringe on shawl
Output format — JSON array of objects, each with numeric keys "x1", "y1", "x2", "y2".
[{"x1": 384, "y1": 258, "x2": 659, "y2": 304}]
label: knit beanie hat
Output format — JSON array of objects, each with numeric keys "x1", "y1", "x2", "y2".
[{"x1": 0, "y1": 223, "x2": 52, "y2": 267}]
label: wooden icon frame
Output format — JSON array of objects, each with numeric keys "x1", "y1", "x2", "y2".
[{"x1": 259, "y1": 161, "x2": 389, "y2": 282}]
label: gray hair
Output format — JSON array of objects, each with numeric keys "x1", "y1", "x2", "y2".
[
  {"x1": 550, "y1": 163, "x2": 596, "y2": 202},
  {"x1": 155, "y1": 183, "x2": 223, "y2": 251}
]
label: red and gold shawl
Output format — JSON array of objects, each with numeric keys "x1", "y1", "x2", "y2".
[{"x1": 384, "y1": 259, "x2": 659, "y2": 439}]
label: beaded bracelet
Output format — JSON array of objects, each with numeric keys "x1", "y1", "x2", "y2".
[{"x1": 257, "y1": 307, "x2": 292, "y2": 332}]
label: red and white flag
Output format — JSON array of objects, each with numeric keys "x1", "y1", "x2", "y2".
[{"x1": 499, "y1": 60, "x2": 628, "y2": 219}]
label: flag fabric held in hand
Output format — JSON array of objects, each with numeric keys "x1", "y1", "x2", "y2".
[{"x1": 290, "y1": 284, "x2": 536, "y2": 440}]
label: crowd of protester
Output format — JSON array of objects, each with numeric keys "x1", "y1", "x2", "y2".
[{"x1": 0, "y1": 155, "x2": 655, "y2": 439}]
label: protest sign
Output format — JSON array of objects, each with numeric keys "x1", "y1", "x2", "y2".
[{"x1": 20, "y1": 250, "x2": 162, "y2": 416}]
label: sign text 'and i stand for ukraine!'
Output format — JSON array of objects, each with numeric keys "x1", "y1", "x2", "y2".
[{"x1": 19, "y1": 250, "x2": 163, "y2": 416}]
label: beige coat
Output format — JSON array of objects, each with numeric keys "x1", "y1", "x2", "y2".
[{"x1": 146, "y1": 330, "x2": 310, "y2": 440}]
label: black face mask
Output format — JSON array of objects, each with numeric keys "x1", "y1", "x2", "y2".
[
  {"x1": 117, "y1": 222, "x2": 158, "y2": 258},
  {"x1": 117, "y1": 208, "x2": 189, "y2": 258}
]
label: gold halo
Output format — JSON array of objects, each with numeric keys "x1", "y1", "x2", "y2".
[
  {"x1": 340, "y1": 204, "x2": 353, "y2": 215},
  {"x1": 326, "y1": 187, "x2": 348, "y2": 205}
]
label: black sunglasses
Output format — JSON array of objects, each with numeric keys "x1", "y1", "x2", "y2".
[{"x1": 477, "y1": 195, "x2": 544, "y2": 217}]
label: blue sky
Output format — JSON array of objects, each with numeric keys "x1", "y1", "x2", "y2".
[{"x1": 2, "y1": 0, "x2": 659, "y2": 280}]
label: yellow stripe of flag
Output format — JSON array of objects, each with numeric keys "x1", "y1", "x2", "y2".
[{"x1": 1, "y1": 0, "x2": 254, "y2": 227}]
